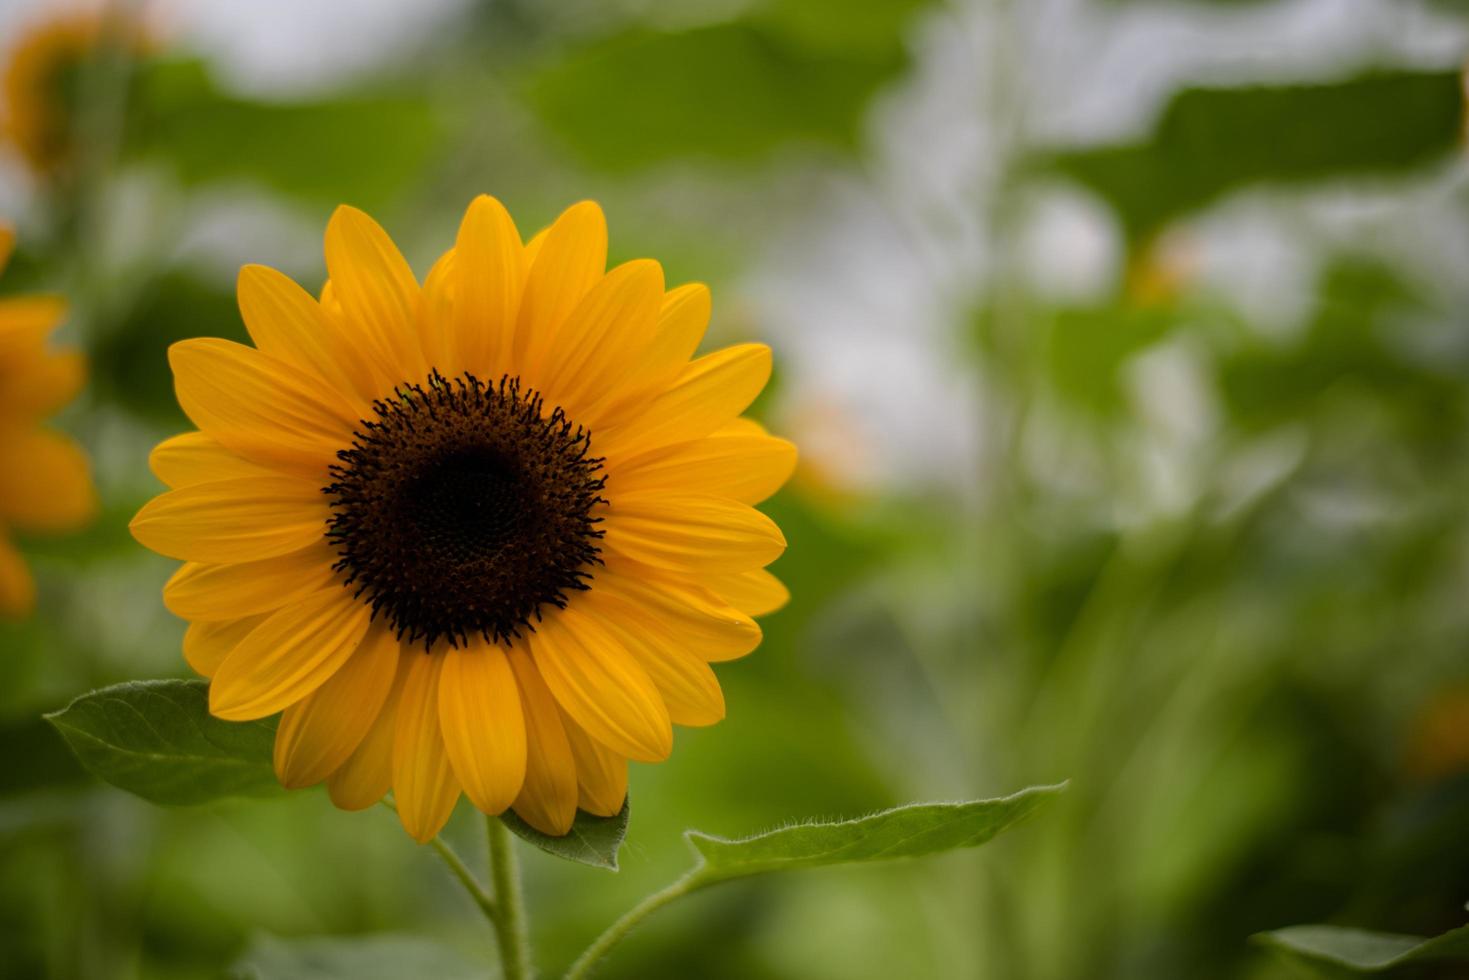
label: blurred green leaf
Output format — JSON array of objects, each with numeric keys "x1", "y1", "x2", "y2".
[
  {"x1": 45, "y1": 679, "x2": 280, "y2": 805},
  {"x1": 230, "y1": 933, "x2": 485, "y2": 980},
  {"x1": 1045, "y1": 305, "x2": 1178, "y2": 413},
  {"x1": 1254, "y1": 922, "x2": 1469, "y2": 975},
  {"x1": 682, "y1": 783, "x2": 1064, "y2": 884},
  {"x1": 1046, "y1": 70, "x2": 1463, "y2": 242},
  {"x1": 0, "y1": 715, "x2": 85, "y2": 796},
  {"x1": 500, "y1": 799, "x2": 629, "y2": 870},
  {"x1": 126, "y1": 59, "x2": 441, "y2": 209},
  {"x1": 527, "y1": 17, "x2": 914, "y2": 170}
]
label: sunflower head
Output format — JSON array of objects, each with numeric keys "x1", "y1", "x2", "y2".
[
  {"x1": 131, "y1": 196, "x2": 794, "y2": 840},
  {"x1": 1, "y1": 8, "x2": 146, "y2": 179},
  {"x1": 0, "y1": 225, "x2": 97, "y2": 616}
]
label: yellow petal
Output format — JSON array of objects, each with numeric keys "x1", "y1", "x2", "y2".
[
  {"x1": 530, "y1": 607, "x2": 671, "y2": 763},
  {"x1": 0, "y1": 348, "x2": 84, "y2": 417},
  {"x1": 582, "y1": 283, "x2": 709, "y2": 425},
  {"x1": 420, "y1": 247, "x2": 456, "y2": 365},
  {"x1": 237, "y1": 264, "x2": 379, "y2": 409},
  {"x1": 611, "y1": 428, "x2": 797, "y2": 504},
  {"x1": 506, "y1": 644, "x2": 579, "y2": 836},
  {"x1": 515, "y1": 201, "x2": 606, "y2": 372},
  {"x1": 328, "y1": 651, "x2": 412, "y2": 810},
  {"x1": 593, "y1": 564, "x2": 762, "y2": 662},
  {"x1": 591, "y1": 594, "x2": 725, "y2": 727},
  {"x1": 438, "y1": 639, "x2": 526, "y2": 814},
  {"x1": 601, "y1": 492, "x2": 786, "y2": 574},
  {"x1": 0, "y1": 295, "x2": 65, "y2": 354},
  {"x1": 392, "y1": 652, "x2": 461, "y2": 843},
  {"x1": 541, "y1": 259, "x2": 663, "y2": 415},
  {"x1": 559, "y1": 709, "x2": 627, "y2": 817},
  {"x1": 130, "y1": 475, "x2": 326, "y2": 563},
  {"x1": 0, "y1": 535, "x2": 36, "y2": 618},
  {"x1": 597, "y1": 344, "x2": 771, "y2": 459},
  {"x1": 274, "y1": 623, "x2": 399, "y2": 789},
  {"x1": 323, "y1": 205, "x2": 427, "y2": 386},
  {"x1": 704, "y1": 568, "x2": 789, "y2": 617},
  {"x1": 148, "y1": 432, "x2": 277, "y2": 488},
  {"x1": 209, "y1": 587, "x2": 371, "y2": 721},
  {"x1": 0, "y1": 427, "x2": 96, "y2": 531},
  {"x1": 450, "y1": 195, "x2": 526, "y2": 376},
  {"x1": 163, "y1": 541, "x2": 340, "y2": 621},
  {"x1": 169, "y1": 338, "x2": 357, "y2": 481},
  {"x1": 183, "y1": 615, "x2": 266, "y2": 678}
]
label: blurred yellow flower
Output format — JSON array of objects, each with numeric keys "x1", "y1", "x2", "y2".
[
  {"x1": 1, "y1": 7, "x2": 144, "y2": 179},
  {"x1": 131, "y1": 196, "x2": 794, "y2": 840},
  {"x1": 0, "y1": 226, "x2": 96, "y2": 615}
]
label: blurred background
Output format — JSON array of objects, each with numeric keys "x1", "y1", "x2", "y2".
[{"x1": 3, "y1": 0, "x2": 1469, "y2": 977}]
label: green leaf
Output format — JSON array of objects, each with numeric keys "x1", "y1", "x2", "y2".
[
  {"x1": 1045, "y1": 70, "x2": 1463, "y2": 242},
  {"x1": 126, "y1": 59, "x2": 441, "y2": 210},
  {"x1": 230, "y1": 933, "x2": 486, "y2": 980},
  {"x1": 1254, "y1": 923, "x2": 1469, "y2": 975},
  {"x1": 683, "y1": 783, "x2": 1064, "y2": 886},
  {"x1": 526, "y1": 19, "x2": 913, "y2": 171},
  {"x1": 499, "y1": 798, "x2": 629, "y2": 870},
  {"x1": 0, "y1": 714, "x2": 86, "y2": 797},
  {"x1": 44, "y1": 680, "x2": 280, "y2": 805}
]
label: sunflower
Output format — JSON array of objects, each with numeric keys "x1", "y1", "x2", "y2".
[
  {"x1": 131, "y1": 197, "x2": 794, "y2": 840},
  {"x1": 0, "y1": 225, "x2": 95, "y2": 615}
]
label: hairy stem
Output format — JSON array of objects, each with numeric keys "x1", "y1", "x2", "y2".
[
  {"x1": 487, "y1": 814, "x2": 534, "y2": 980},
  {"x1": 564, "y1": 877, "x2": 699, "y2": 980}
]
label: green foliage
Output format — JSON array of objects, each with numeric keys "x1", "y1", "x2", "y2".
[
  {"x1": 126, "y1": 59, "x2": 441, "y2": 209},
  {"x1": 500, "y1": 800, "x2": 629, "y2": 870},
  {"x1": 682, "y1": 784, "x2": 1064, "y2": 884},
  {"x1": 230, "y1": 933, "x2": 486, "y2": 980},
  {"x1": 1254, "y1": 922, "x2": 1469, "y2": 975},
  {"x1": 526, "y1": 2, "x2": 922, "y2": 171},
  {"x1": 44, "y1": 680, "x2": 281, "y2": 805},
  {"x1": 1046, "y1": 70, "x2": 1464, "y2": 241}
]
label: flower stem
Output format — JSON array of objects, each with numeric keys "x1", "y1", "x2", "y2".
[
  {"x1": 487, "y1": 814, "x2": 533, "y2": 980},
  {"x1": 563, "y1": 877, "x2": 699, "y2": 980},
  {"x1": 428, "y1": 835, "x2": 498, "y2": 922}
]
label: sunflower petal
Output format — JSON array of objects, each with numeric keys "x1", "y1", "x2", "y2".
[
  {"x1": 323, "y1": 205, "x2": 427, "y2": 385},
  {"x1": 601, "y1": 492, "x2": 786, "y2": 574},
  {"x1": 704, "y1": 568, "x2": 790, "y2": 617},
  {"x1": 0, "y1": 348, "x2": 84, "y2": 417},
  {"x1": 531, "y1": 608, "x2": 671, "y2": 763},
  {"x1": 238, "y1": 264, "x2": 379, "y2": 409},
  {"x1": 611, "y1": 429, "x2": 797, "y2": 504},
  {"x1": 148, "y1": 432, "x2": 277, "y2": 488},
  {"x1": 163, "y1": 543, "x2": 340, "y2": 621},
  {"x1": 583, "y1": 283, "x2": 710, "y2": 425},
  {"x1": 594, "y1": 564, "x2": 762, "y2": 662},
  {"x1": 209, "y1": 587, "x2": 371, "y2": 721},
  {"x1": 594, "y1": 599, "x2": 726, "y2": 727},
  {"x1": 0, "y1": 427, "x2": 96, "y2": 531},
  {"x1": 559, "y1": 709, "x2": 627, "y2": 817},
  {"x1": 506, "y1": 645, "x2": 579, "y2": 836},
  {"x1": 598, "y1": 343, "x2": 771, "y2": 458},
  {"x1": 541, "y1": 259, "x2": 663, "y2": 413},
  {"x1": 439, "y1": 639, "x2": 527, "y2": 814},
  {"x1": 328, "y1": 652, "x2": 411, "y2": 810},
  {"x1": 274, "y1": 624, "x2": 399, "y2": 789},
  {"x1": 516, "y1": 201, "x2": 606, "y2": 371},
  {"x1": 450, "y1": 195, "x2": 526, "y2": 375},
  {"x1": 129, "y1": 475, "x2": 325, "y2": 563},
  {"x1": 392, "y1": 652, "x2": 461, "y2": 842},
  {"x1": 183, "y1": 615, "x2": 266, "y2": 678},
  {"x1": 169, "y1": 338, "x2": 357, "y2": 480},
  {"x1": 0, "y1": 536, "x2": 36, "y2": 618}
]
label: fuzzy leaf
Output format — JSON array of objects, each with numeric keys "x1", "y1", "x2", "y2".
[
  {"x1": 45, "y1": 679, "x2": 280, "y2": 805},
  {"x1": 500, "y1": 799, "x2": 630, "y2": 870},
  {"x1": 683, "y1": 783, "x2": 1064, "y2": 886},
  {"x1": 1254, "y1": 923, "x2": 1469, "y2": 975}
]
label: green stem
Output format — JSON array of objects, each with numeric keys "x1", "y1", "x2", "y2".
[
  {"x1": 487, "y1": 814, "x2": 533, "y2": 980},
  {"x1": 563, "y1": 877, "x2": 699, "y2": 980},
  {"x1": 428, "y1": 835, "x2": 498, "y2": 923}
]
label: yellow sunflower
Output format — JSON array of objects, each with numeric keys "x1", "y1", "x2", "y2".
[
  {"x1": 131, "y1": 197, "x2": 794, "y2": 841},
  {"x1": 2, "y1": 11, "x2": 101, "y2": 178},
  {"x1": 0, "y1": 225, "x2": 96, "y2": 615}
]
